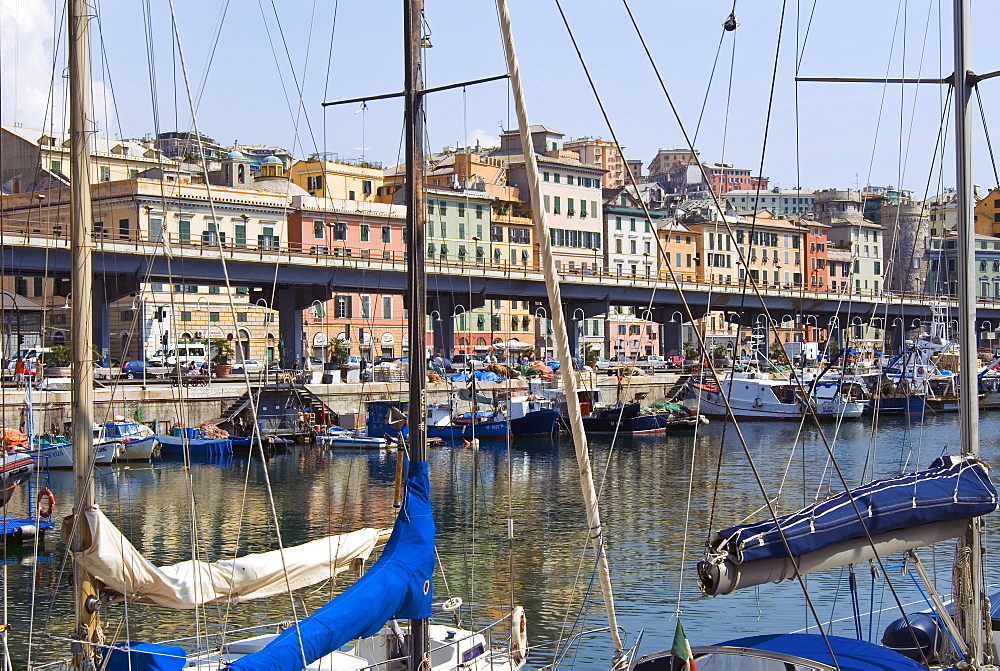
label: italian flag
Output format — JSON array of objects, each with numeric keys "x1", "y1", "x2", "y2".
[{"x1": 671, "y1": 618, "x2": 696, "y2": 671}]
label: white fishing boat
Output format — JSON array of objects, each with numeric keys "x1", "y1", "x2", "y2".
[{"x1": 688, "y1": 369, "x2": 866, "y2": 419}]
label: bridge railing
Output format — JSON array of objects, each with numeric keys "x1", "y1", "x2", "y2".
[{"x1": 0, "y1": 225, "x2": 961, "y2": 307}]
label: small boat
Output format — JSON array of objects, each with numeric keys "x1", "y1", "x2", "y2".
[
  {"x1": 0, "y1": 453, "x2": 36, "y2": 508},
  {"x1": 316, "y1": 427, "x2": 388, "y2": 449},
  {"x1": 157, "y1": 428, "x2": 233, "y2": 456},
  {"x1": 688, "y1": 370, "x2": 866, "y2": 419},
  {"x1": 29, "y1": 433, "x2": 115, "y2": 469},
  {"x1": 426, "y1": 404, "x2": 508, "y2": 441},
  {"x1": 230, "y1": 435, "x2": 294, "y2": 451},
  {"x1": 504, "y1": 394, "x2": 560, "y2": 436},
  {"x1": 102, "y1": 419, "x2": 158, "y2": 461},
  {"x1": 581, "y1": 402, "x2": 700, "y2": 434}
]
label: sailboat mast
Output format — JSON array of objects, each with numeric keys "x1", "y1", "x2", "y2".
[
  {"x1": 403, "y1": 0, "x2": 429, "y2": 669},
  {"x1": 496, "y1": 0, "x2": 625, "y2": 664},
  {"x1": 952, "y1": 0, "x2": 986, "y2": 663},
  {"x1": 68, "y1": 0, "x2": 101, "y2": 664}
]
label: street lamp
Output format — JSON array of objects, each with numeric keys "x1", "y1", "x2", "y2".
[
  {"x1": 669, "y1": 311, "x2": 684, "y2": 356},
  {"x1": 592, "y1": 247, "x2": 601, "y2": 277}
]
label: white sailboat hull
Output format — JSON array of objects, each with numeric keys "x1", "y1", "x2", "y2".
[
  {"x1": 29, "y1": 440, "x2": 115, "y2": 469},
  {"x1": 689, "y1": 379, "x2": 865, "y2": 419}
]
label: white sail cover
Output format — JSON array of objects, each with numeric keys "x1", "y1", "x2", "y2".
[{"x1": 68, "y1": 505, "x2": 381, "y2": 609}]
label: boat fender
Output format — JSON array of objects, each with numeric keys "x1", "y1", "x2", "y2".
[
  {"x1": 511, "y1": 605, "x2": 528, "y2": 664},
  {"x1": 13, "y1": 525, "x2": 37, "y2": 540},
  {"x1": 37, "y1": 488, "x2": 55, "y2": 518},
  {"x1": 754, "y1": 398, "x2": 762, "y2": 408}
]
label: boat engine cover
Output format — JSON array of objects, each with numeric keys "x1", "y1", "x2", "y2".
[{"x1": 881, "y1": 612, "x2": 943, "y2": 663}]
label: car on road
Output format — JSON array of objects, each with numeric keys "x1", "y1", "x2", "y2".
[{"x1": 232, "y1": 360, "x2": 265, "y2": 374}]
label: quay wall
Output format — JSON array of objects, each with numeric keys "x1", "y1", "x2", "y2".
[{"x1": 0, "y1": 374, "x2": 684, "y2": 432}]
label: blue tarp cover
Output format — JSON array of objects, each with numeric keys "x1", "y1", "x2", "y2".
[
  {"x1": 445, "y1": 371, "x2": 505, "y2": 383},
  {"x1": 226, "y1": 461, "x2": 434, "y2": 671},
  {"x1": 103, "y1": 641, "x2": 187, "y2": 671},
  {"x1": 715, "y1": 633, "x2": 925, "y2": 670},
  {"x1": 712, "y1": 455, "x2": 996, "y2": 564}
]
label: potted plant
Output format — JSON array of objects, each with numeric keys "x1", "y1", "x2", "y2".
[
  {"x1": 211, "y1": 338, "x2": 234, "y2": 378},
  {"x1": 583, "y1": 343, "x2": 600, "y2": 369}
]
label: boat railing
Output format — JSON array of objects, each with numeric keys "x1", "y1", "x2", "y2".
[{"x1": 534, "y1": 625, "x2": 634, "y2": 671}]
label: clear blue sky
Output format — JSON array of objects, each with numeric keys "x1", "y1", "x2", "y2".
[{"x1": 3, "y1": 0, "x2": 1000, "y2": 195}]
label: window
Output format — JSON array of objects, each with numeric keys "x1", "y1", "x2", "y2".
[
  {"x1": 118, "y1": 218, "x2": 130, "y2": 240},
  {"x1": 566, "y1": 175, "x2": 574, "y2": 186},
  {"x1": 258, "y1": 226, "x2": 279, "y2": 251},
  {"x1": 382, "y1": 225, "x2": 391, "y2": 244},
  {"x1": 180, "y1": 311, "x2": 192, "y2": 322},
  {"x1": 362, "y1": 180, "x2": 372, "y2": 196},
  {"x1": 237, "y1": 312, "x2": 247, "y2": 322},
  {"x1": 333, "y1": 222, "x2": 347, "y2": 240},
  {"x1": 334, "y1": 295, "x2": 352, "y2": 319},
  {"x1": 553, "y1": 173, "x2": 561, "y2": 184},
  {"x1": 33, "y1": 277, "x2": 43, "y2": 296},
  {"x1": 553, "y1": 197, "x2": 561, "y2": 214},
  {"x1": 615, "y1": 238, "x2": 623, "y2": 254},
  {"x1": 439, "y1": 202, "x2": 448, "y2": 215},
  {"x1": 360, "y1": 223, "x2": 370, "y2": 242},
  {"x1": 314, "y1": 221, "x2": 325, "y2": 239},
  {"x1": 630, "y1": 218, "x2": 636, "y2": 232},
  {"x1": 568, "y1": 198, "x2": 575, "y2": 215},
  {"x1": 149, "y1": 217, "x2": 163, "y2": 242},
  {"x1": 615, "y1": 216, "x2": 622, "y2": 230},
  {"x1": 544, "y1": 195, "x2": 551, "y2": 213},
  {"x1": 100, "y1": 166, "x2": 111, "y2": 182},
  {"x1": 475, "y1": 204, "x2": 483, "y2": 219},
  {"x1": 428, "y1": 200, "x2": 435, "y2": 215},
  {"x1": 543, "y1": 172, "x2": 550, "y2": 182},
  {"x1": 383, "y1": 296, "x2": 393, "y2": 319},
  {"x1": 348, "y1": 190, "x2": 356, "y2": 200},
  {"x1": 50, "y1": 159, "x2": 62, "y2": 173},
  {"x1": 179, "y1": 220, "x2": 190, "y2": 244},
  {"x1": 307, "y1": 175, "x2": 323, "y2": 191},
  {"x1": 209, "y1": 285, "x2": 220, "y2": 294},
  {"x1": 874, "y1": 261, "x2": 882, "y2": 275},
  {"x1": 459, "y1": 223, "x2": 466, "y2": 239},
  {"x1": 235, "y1": 224, "x2": 246, "y2": 248},
  {"x1": 458, "y1": 204, "x2": 465, "y2": 218},
  {"x1": 209, "y1": 312, "x2": 220, "y2": 322},
  {"x1": 360, "y1": 296, "x2": 371, "y2": 319}
]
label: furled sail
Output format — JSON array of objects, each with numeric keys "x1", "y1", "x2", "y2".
[
  {"x1": 226, "y1": 460, "x2": 435, "y2": 671},
  {"x1": 67, "y1": 506, "x2": 381, "y2": 609},
  {"x1": 699, "y1": 455, "x2": 997, "y2": 595}
]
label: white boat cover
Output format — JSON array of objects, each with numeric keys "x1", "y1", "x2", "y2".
[{"x1": 67, "y1": 505, "x2": 381, "y2": 609}]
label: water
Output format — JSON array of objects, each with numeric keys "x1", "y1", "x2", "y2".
[{"x1": 3, "y1": 412, "x2": 997, "y2": 668}]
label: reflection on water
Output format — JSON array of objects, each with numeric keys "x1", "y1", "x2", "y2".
[{"x1": 2, "y1": 412, "x2": 995, "y2": 668}]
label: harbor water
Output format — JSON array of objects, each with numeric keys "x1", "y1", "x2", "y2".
[{"x1": 4, "y1": 411, "x2": 999, "y2": 667}]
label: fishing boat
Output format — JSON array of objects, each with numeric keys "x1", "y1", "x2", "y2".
[
  {"x1": 688, "y1": 369, "x2": 866, "y2": 419},
  {"x1": 28, "y1": 431, "x2": 115, "y2": 469},
  {"x1": 315, "y1": 426, "x2": 389, "y2": 449},
  {"x1": 156, "y1": 428, "x2": 233, "y2": 457},
  {"x1": 426, "y1": 403, "x2": 508, "y2": 441},
  {"x1": 102, "y1": 419, "x2": 158, "y2": 461}
]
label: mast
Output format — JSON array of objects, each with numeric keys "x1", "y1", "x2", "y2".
[
  {"x1": 403, "y1": 0, "x2": 429, "y2": 669},
  {"x1": 68, "y1": 0, "x2": 101, "y2": 665},
  {"x1": 496, "y1": 0, "x2": 625, "y2": 665},
  {"x1": 952, "y1": 0, "x2": 986, "y2": 664}
]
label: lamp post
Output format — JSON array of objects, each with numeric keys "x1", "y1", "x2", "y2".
[
  {"x1": 592, "y1": 247, "x2": 601, "y2": 277},
  {"x1": 669, "y1": 311, "x2": 684, "y2": 357},
  {"x1": 255, "y1": 298, "x2": 271, "y2": 383}
]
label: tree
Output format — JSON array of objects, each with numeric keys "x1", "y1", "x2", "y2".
[
  {"x1": 583, "y1": 342, "x2": 600, "y2": 363},
  {"x1": 210, "y1": 338, "x2": 234, "y2": 366}
]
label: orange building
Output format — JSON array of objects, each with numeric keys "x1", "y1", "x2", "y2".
[{"x1": 564, "y1": 137, "x2": 626, "y2": 188}]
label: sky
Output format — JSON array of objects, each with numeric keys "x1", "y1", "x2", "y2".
[{"x1": 2, "y1": 0, "x2": 1000, "y2": 196}]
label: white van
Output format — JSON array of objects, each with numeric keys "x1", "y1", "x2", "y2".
[{"x1": 149, "y1": 343, "x2": 208, "y2": 367}]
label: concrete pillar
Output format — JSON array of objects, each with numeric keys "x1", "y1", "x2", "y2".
[
  {"x1": 93, "y1": 279, "x2": 111, "y2": 367},
  {"x1": 277, "y1": 288, "x2": 304, "y2": 368}
]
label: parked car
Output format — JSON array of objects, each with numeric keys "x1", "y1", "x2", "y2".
[
  {"x1": 634, "y1": 355, "x2": 669, "y2": 372},
  {"x1": 232, "y1": 360, "x2": 265, "y2": 374},
  {"x1": 592, "y1": 357, "x2": 613, "y2": 371},
  {"x1": 342, "y1": 355, "x2": 363, "y2": 370},
  {"x1": 307, "y1": 356, "x2": 325, "y2": 371},
  {"x1": 118, "y1": 360, "x2": 166, "y2": 379},
  {"x1": 665, "y1": 355, "x2": 684, "y2": 368}
]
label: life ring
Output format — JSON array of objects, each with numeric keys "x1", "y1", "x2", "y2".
[
  {"x1": 37, "y1": 488, "x2": 55, "y2": 518},
  {"x1": 917, "y1": 366, "x2": 926, "y2": 374},
  {"x1": 511, "y1": 605, "x2": 528, "y2": 664}
]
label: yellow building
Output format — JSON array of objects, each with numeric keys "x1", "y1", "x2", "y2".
[
  {"x1": 975, "y1": 186, "x2": 1000, "y2": 237},
  {"x1": 289, "y1": 157, "x2": 384, "y2": 202},
  {"x1": 656, "y1": 221, "x2": 698, "y2": 283}
]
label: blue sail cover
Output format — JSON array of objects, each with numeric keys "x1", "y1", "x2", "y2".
[
  {"x1": 715, "y1": 633, "x2": 925, "y2": 670},
  {"x1": 711, "y1": 455, "x2": 996, "y2": 565},
  {"x1": 226, "y1": 461, "x2": 434, "y2": 671}
]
